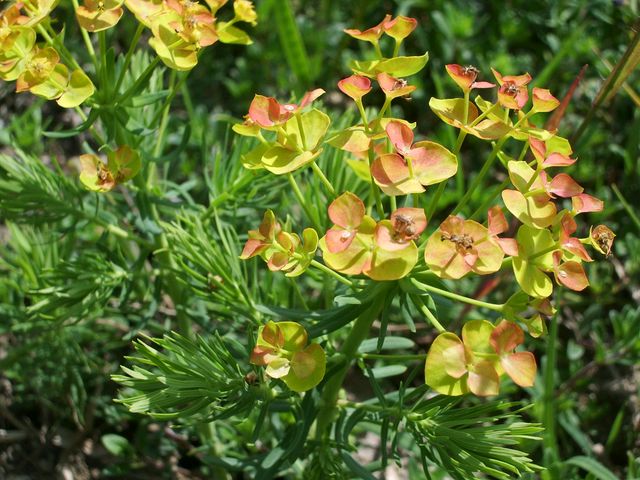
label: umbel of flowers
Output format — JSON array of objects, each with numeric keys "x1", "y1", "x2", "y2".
[
  {"x1": 0, "y1": 0, "x2": 256, "y2": 107},
  {"x1": 236, "y1": 15, "x2": 614, "y2": 395}
]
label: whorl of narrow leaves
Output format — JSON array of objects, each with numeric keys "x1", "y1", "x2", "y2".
[
  {"x1": 407, "y1": 397, "x2": 543, "y2": 480},
  {"x1": 113, "y1": 332, "x2": 254, "y2": 422}
]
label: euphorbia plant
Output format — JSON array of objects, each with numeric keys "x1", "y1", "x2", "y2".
[
  {"x1": 4, "y1": 6, "x2": 608, "y2": 478},
  {"x1": 227, "y1": 12, "x2": 616, "y2": 478}
]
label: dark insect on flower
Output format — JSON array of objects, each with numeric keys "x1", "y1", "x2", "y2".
[
  {"x1": 441, "y1": 231, "x2": 474, "y2": 250},
  {"x1": 591, "y1": 225, "x2": 615, "y2": 257},
  {"x1": 503, "y1": 81, "x2": 519, "y2": 96},
  {"x1": 462, "y1": 65, "x2": 480, "y2": 78}
]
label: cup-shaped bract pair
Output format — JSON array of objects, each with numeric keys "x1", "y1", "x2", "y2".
[
  {"x1": 5, "y1": 0, "x2": 59, "y2": 28},
  {"x1": 511, "y1": 222, "x2": 591, "y2": 298},
  {"x1": 371, "y1": 121, "x2": 457, "y2": 196},
  {"x1": 425, "y1": 319, "x2": 536, "y2": 397},
  {"x1": 492, "y1": 69, "x2": 532, "y2": 110},
  {"x1": 79, "y1": 146, "x2": 141, "y2": 192},
  {"x1": 344, "y1": 14, "x2": 417, "y2": 46},
  {"x1": 429, "y1": 96, "x2": 511, "y2": 141},
  {"x1": 245, "y1": 89, "x2": 325, "y2": 129},
  {"x1": 237, "y1": 91, "x2": 329, "y2": 175},
  {"x1": 424, "y1": 215, "x2": 506, "y2": 280},
  {"x1": 320, "y1": 193, "x2": 425, "y2": 281},
  {"x1": 250, "y1": 321, "x2": 326, "y2": 392},
  {"x1": 445, "y1": 64, "x2": 495, "y2": 93},
  {"x1": 240, "y1": 210, "x2": 318, "y2": 277},
  {"x1": 0, "y1": 29, "x2": 95, "y2": 107},
  {"x1": 502, "y1": 159, "x2": 584, "y2": 230},
  {"x1": 76, "y1": 0, "x2": 124, "y2": 32}
]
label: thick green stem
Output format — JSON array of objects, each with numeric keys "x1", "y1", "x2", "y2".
[
  {"x1": 315, "y1": 287, "x2": 389, "y2": 439},
  {"x1": 542, "y1": 309, "x2": 560, "y2": 479}
]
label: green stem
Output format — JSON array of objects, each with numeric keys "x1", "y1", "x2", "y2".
[
  {"x1": 116, "y1": 57, "x2": 161, "y2": 106},
  {"x1": 410, "y1": 294, "x2": 446, "y2": 332},
  {"x1": 542, "y1": 309, "x2": 560, "y2": 479},
  {"x1": 356, "y1": 100, "x2": 385, "y2": 218},
  {"x1": 310, "y1": 161, "x2": 336, "y2": 196},
  {"x1": 390, "y1": 195, "x2": 397, "y2": 212},
  {"x1": 376, "y1": 97, "x2": 392, "y2": 120},
  {"x1": 287, "y1": 173, "x2": 323, "y2": 232},
  {"x1": 114, "y1": 22, "x2": 145, "y2": 94},
  {"x1": 310, "y1": 260, "x2": 354, "y2": 288},
  {"x1": 450, "y1": 137, "x2": 506, "y2": 216},
  {"x1": 529, "y1": 245, "x2": 559, "y2": 261},
  {"x1": 315, "y1": 286, "x2": 389, "y2": 439},
  {"x1": 75, "y1": 107, "x2": 106, "y2": 145},
  {"x1": 450, "y1": 111, "x2": 534, "y2": 216},
  {"x1": 410, "y1": 278, "x2": 504, "y2": 312},
  {"x1": 373, "y1": 41, "x2": 383, "y2": 59},
  {"x1": 70, "y1": 0, "x2": 97, "y2": 69},
  {"x1": 98, "y1": 30, "x2": 108, "y2": 92},
  {"x1": 469, "y1": 177, "x2": 510, "y2": 220},
  {"x1": 295, "y1": 113, "x2": 308, "y2": 149}
]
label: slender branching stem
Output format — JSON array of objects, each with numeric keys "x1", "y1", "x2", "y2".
[{"x1": 410, "y1": 278, "x2": 504, "y2": 312}]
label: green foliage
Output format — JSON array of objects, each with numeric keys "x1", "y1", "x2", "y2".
[
  {"x1": 0, "y1": 0, "x2": 638, "y2": 478},
  {"x1": 113, "y1": 331, "x2": 255, "y2": 422}
]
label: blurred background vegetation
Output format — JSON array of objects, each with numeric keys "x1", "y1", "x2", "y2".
[{"x1": 0, "y1": 0, "x2": 639, "y2": 478}]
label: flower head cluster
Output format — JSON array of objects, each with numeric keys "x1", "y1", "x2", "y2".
[
  {"x1": 240, "y1": 210, "x2": 318, "y2": 277},
  {"x1": 0, "y1": 3, "x2": 95, "y2": 107},
  {"x1": 237, "y1": 14, "x2": 613, "y2": 398},
  {"x1": 426, "y1": 320, "x2": 536, "y2": 396},
  {"x1": 250, "y1": 321, "x2": 326, "y2": 392},
  {"x1": 320, "y1": 193, "x2": 426, "y2": 281},
  {"x1": 125, "y1": 0, "x2": 257, "y2": 70},
  {"x1": 233, "y1": 89, "x2": 328, "y2": 174}
]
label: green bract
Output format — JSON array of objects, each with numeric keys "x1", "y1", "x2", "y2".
[
  {"x1": 250, "y1": 321, "x2": 326, "y2": 392},
  {"x1": 512, "y1": 225, "x2": 556, "y2": 298},
  {"x1": 79, "y1": 146, "x2": 141, "y2": 192}
]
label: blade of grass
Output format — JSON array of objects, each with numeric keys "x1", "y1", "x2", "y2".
[
  {"x1": 611, "y1": 184, "x2": 640, "y2": 231},
  {"x1": 273, "y1": 0, "x2": 313, "y2": 89},
  {"x1": 573, "y1": 20, "x2": 640, "y2": 143}
]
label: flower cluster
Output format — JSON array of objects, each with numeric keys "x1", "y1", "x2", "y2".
[
  {"x1": 0, "y1": 1, "x2": 95, "y2": 107},
  {"x1": 238, "y1": 14, "x2": 614, "y2": 395},
  {"x1": 125, "y1": 0, "x2": 256, "y2": 71},
  {"x1": 0, "y1": 0, "x2": 256, "y2": 107},
  {"x1": 320, "y1": 192, "x2": 426, "y2": 281},
  {"x1": 250, "y1": 321, "x2": 326, "y2": 392},
  {"x1": 239, "y1": 210, "x2": 318, "y2": 277}
]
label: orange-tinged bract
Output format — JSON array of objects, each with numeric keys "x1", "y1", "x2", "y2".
[
  {"x1": 250, "y1": 321, "x2": 326, "y2": 392},
  {"x1": 425, "y1": 216, "x2": 504, "y2": 280}
]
